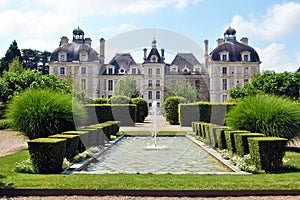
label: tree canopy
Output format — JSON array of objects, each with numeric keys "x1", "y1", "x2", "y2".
[
  {"x1": 114, "y1": 76, "x2": 140, "y2": 98},
  {"x1": 230, "y1": 70, "x2": 300, "y2": 100},
  {"x1": 166, "y1": 80, "x2": 199, "y2": 103},
  {"x1": 0, "y1": 40, "x2": 22, "y2": 75}
]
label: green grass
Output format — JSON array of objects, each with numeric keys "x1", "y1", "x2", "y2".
[{"x1": 0, "y1": 150, "x2": 299, "y2": 190}]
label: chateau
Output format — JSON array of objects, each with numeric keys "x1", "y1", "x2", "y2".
[{"x1": 49, "y1": 27, "x2": 260, "y2": 106}]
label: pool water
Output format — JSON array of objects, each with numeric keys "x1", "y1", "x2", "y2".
[{"x1": 83, "y1": 136, "x2": 233, "y2": 174}]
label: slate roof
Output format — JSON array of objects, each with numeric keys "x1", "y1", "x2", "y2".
[
  {"x1": 49, "y1": 42, "x2": 99, "y2": 62},
  {"x1": 210, "y1": 41, "x2": 260, "y2": 62},
  {"x1": 144, "y1": 48, "x2": 164, "y2": 63},
  {"x1": 171, "y1": 53, "x2": 200, "y2": 67},
  {"x1": 100, "y1": 53, "x2": 137, "y2": 75}
]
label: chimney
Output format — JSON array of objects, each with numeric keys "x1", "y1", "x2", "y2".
[
  {"x1": 100, "y1": 38, "x2": 105, "y2": 64},
  {"x1": 84, "y1": 38, "x2": 92, "y2": 46},
  {"x1": 204, "y1": 39, "x2": 209, "y2": 68},
  {"x1": 161, "y1": 48, "x2": 165, "y2": 61},
  {"x1": 60, "y1": 36, "x2": 69, "y2": 46},
  {"x1": 240, "y1": 37, "x2": 248, "y2": 45},
  {"x1": 216, "y1": 38, "x2": 225, "y2": 46},
  {"x1": 143, "y1": 48, "x2": 147, "y2": 61}
]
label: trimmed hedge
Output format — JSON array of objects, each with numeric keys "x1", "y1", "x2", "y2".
[
  {"x1": 85, "y1": 104, "x2": 136, "y2": 126},
  {"x1": 234, "y1": 133, "x2": 265, "y2": 156},
  {"x1": 94, "y1": 98, "x2": 107, "y2": 104},
  {"x1": 224, "y1": 130, "x2": 250, "y2": 153},
  {"x1": 27, "y1": 138, "x2": 66, "y2": 174},
  {"x1": 248, "y1": 137, "x2": 288, "y2": 172},
  {"x1": 163, "y1": 96, "x2": 187, "y2": 125},
  {"x1": 213, "y1": 126, "x2": 232, "y2": 149},
  {"x1": 48, "y1": 134, "x2": 80, "y2": 159},
  {"x1": 62, "y1": 131, "x2": 89, "y2": 152},
  {"x1": 179, "y1": 102, "x2": 236, "y2": 126},
  {"x1": 131, "y1": 98, "x2": 148, "y2": 123}
]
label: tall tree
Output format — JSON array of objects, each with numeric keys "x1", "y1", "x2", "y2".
[
  {"x1": 166, "y1": 80, "x2": 199, "y2": 103},
  {"x1": 38, "y1": 50, "x2": 51, "y2": 74},
  {"x1": 114, "y1": 76, "x2": 140, "y2": 98},
  {"x1": 22, "y1": 49, "x2": 40, "y2": 70},
  {"x1": 8, "y1": 56, "x2": 23, "y2": 73},
  {"x1": 0, "y1": 40, "x2": 23, "y2": 75}
]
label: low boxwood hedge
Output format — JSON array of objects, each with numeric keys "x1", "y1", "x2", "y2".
[
  {"x1": 27, "y1": 138, "x2": 66, "y2": 174},
  {"x1": 224, "y1": 130, "x2": 250, "y2": 153},
  {"x1": 234, "y1": 133, "x2": 265, "y2": 156},
  {"x1": 62, "y1": 131, "x2": 89, "y2": 153},
  {"x1": 248, "y1": 137, "x2": 288, "y2": 172}
]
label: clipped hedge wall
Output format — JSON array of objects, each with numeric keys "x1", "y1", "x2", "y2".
[
  {"x1": 131, "y1": 98, "x2": 148, "y2": 123},
  {"x1": 85, "y1": 104, "x2": 136, "y2": 126},
  {"x1": 27, "y1": 138, "x2": 66, "y2": 174},
  {"x1": 224, "y1": 130, "x2": 250, "y2": 153},
  {"x1": 234, "y1": 133, "x2": 265, "y2": 156},
  {"x1": 48, "y1": 134, "x2": 80, "y2": 159},
  {"x1": 248, "y1": 137, "x2": 288, "y2": 172},
  {"x1": 62, "y1": 131, "x2": 89, "y2": 152},
  {"x1": 179, "y1": 102, "x2": 236, "y2": 127},
  {"x1": 163, "y1": 96, "x2": 187, "y2": 125}
]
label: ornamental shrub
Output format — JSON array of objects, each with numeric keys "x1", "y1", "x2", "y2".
[
  {"x1": 131, "y1": 97, "x2": 148, "y2": 122},
  {"x1": 94, "y1": 98, "x2": 107, "y2": 104},
  {"x1": 6, "y1": 89, "x2": 87, "y2": 139},
  {"x1": 226, "y1": 94, "x2": 300, "y2": 141},
  {"x1": 163, "y1": 96, "x2": 187, "y2": 125}
]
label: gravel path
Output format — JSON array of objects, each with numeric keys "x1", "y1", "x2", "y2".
[{"x1": 0, "y1": 130, "x2": 27, "y2": 157}]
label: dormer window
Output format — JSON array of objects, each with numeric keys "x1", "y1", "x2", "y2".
[
  {"x1": 182, "y1": 66, "x2": 190, "y2": 74},
  {"x1": 220, "y1": 51, "x2": 229, "y2": 62},
  {"x1": 106, "y1": 65, "x2": 115, "y2": 75},
  {"x1": 80, "y1": 52, "x2": 88, "y2": 61},
  {"x1": 59, "y1": 52, "x2": 67, "y2": 62},
  {"x1": 131, "y1": 67, "x2": 137, "y2": 75},
  {"x1": 119, "y1": 66, "x2": 126, "y2": 74},
  {"x1": 241, "y1": 51, "x2": 251, "y2": 62}
]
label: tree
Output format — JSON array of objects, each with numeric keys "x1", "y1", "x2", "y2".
[
  {"x1": 230, "y1": 70, "x2": 300, "y2": 100},
  {"x1": 114, "y1": 76, "x2": 140, "y2": 98},
  {"x1": 22, "y1": 49, "x2": 51, "y2": 74},
  {"x1": 8, "y1": 56, "x2": 23, "y2": 73},
  {"x1": 166, "y1": 80, "x2": 199, "y2": 103},
  {"x1": 0, "y1": 40, "x2": 23, "y2": 75}
]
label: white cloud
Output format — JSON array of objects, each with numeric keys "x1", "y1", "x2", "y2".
[
  {"x1": 257, "y1": 43, "x2": 296, "y2": 72},
  {"x1": 117, "y1": 24, "x2": 136, "y2": 33},
  {"x1": 230, "y1": 2, "x2": 300, "y2": 41}
]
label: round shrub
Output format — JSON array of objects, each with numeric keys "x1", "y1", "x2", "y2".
[
  {"x1": 225, "y1": 94, "x2": 300, "y2": 140},
  {"x1": 108, "y1": 95, "x2": 132, "y2": 104},
  {"x1": 131, "y1": 97, "x2": 148, "y2": 122},
  {"x1": 163, "y1": 96, "x2": 187, "y2": 125},
  {"x1": 6, "y1": 89, "x2": 87, "y2": 139}
]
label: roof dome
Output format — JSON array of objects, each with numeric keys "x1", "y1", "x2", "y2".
[
  {"x1": 73, "y1": 27, "x2": 84, "y2": 36},
  {"x1": 224, "y1": 27, "x2": 236, "y2": 36},
  {"x1": 49, "y1": 42, "x2": 98, "y2": 62}
]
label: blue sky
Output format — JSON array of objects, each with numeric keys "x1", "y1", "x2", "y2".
[{"x1": 1, "y1": 0, "x2": 300, "y2": 72}]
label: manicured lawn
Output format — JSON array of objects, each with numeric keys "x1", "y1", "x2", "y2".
[{"x1": 0, "y1": 150, "x2": 299, "y2": 190}]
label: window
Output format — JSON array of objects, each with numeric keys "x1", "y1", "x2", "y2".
[
  {"x1": 108, "y1": 80, "x2": 113, "y2": 91},
  {"x1": 244, "y1": 67, "x2": 249, "y2": 75},
  {"x1": 148, "y1": 91, "x2": 152, "y2": 99},
  {"x1": 172, "y1": 67, "x2": 177, "y2": 72},
  {"x1": 59, "y1": 67, "x2": 65, "y2": 75},
  {"x1": 59, "y1": 54, "x2": 66, "y2": 62},
  {"x1": 156, "y1": 80, "x2": 160, "y2": 87},
  {"x1": 108, "y1": 68, "x2": 113, "y2": 75},
  {"x1": 222, "y1": 79, "x2": 227, "y2": 90},
  {"x1": 148, "y1": 68, "x2": 152, "y2": 75},
  {"x1": 194, "y1": 67, "x2": 200, "y2": 74},
  {"x1": 81, "y1": 67, "x2": 86, "y2": 75},
  {"x1": 222, "y1": 67, "x2": 227, "y2": 75},
  {"x1": 195, "y1": 80, "x2": 200, "y2": 88},
  {"x1": 132, "y1": 68, "x2": 137, "y2": 75},
  {"x1": 222, "y1": 94, "x2": 228, "y2": 102},
  {"x1": 156, "y1": 91, "x2": 160, "y2": 99},
  {"x1": 81, "y1": 79, "x2": 86, "y2": 90},
  {"x1": 80, "y1": 53, "x2": 87, "y2": 61},
  {"x1": 243, "y1": 54, "x2": 249, "y2": 61},
  {"x1": 148, "y1": 80, "x2": 152, "y2": 87},
  {"x1": 222, "y1": 54, "x2": 227, "y2": 61},
  {"x1": 156, "y1": 68, "x2": 160, "y2": 75}
]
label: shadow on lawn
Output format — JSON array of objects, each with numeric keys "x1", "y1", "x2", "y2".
[{"x1": 0, "y1": 174, "x2": 14, "y2": 188}]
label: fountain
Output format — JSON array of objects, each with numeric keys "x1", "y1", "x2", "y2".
[{"x1": 144, "y1": 101, "x2": 168, "y2": 150}]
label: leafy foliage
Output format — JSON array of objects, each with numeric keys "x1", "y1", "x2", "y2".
[
  {"x1": 6, "y1": 89, "x2": 87, "y2": 139},
  {"x1": 22, "y1": 49, "x2": 51, "y2": 74},
  {"x1": 0, "y1": 40, "x2": 23, "y2": 75},
  {"x1": 8, "y1": 56, "x2": 23, "y2": 73},
  {"x1": 0, "y1": 70, "x2": 71, "y2": 105},
  {"x1": 131, "y1": 97, "x2": 148, "y2": 122},
  {"x1": 108, "y1": 95, "x2": 132, "y2": 104},
  {"x1": 166, "y1": 80, "x2": 199, "y2": 103},
  {"x1": 163, "y1": 96, "x2": 187, "y2": 125},
  {"x1": 230, "y1": 70, "x2": 300, "y2": 100},
  {"x1": 114, "y1": 76, "x2": 140, "y2": 98},
  {"x1": 225, "y1": 94, "x2": 300, "y2": 140}
]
